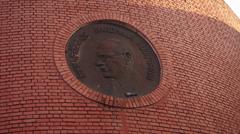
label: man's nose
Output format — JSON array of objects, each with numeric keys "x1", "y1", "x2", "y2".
[
  {"x1": 96, "y1": 60, "x2": 105, "y2": 67},
  {"x1": 96, "y1": 60, "x2": 110, "y2": 72}
]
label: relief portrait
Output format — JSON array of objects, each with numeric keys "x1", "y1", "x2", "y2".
[{"x1": 66, "y1": 22, "x2": 160, "y2": 98}]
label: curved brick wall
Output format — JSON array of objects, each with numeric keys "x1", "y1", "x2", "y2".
[{"x1": 0, "y1": 0, "x2": 240, "y2": 133}]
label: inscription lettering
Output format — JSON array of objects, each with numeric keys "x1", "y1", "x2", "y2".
[{"x1": 94, "y1": 25, "x2": 132, "y2": 39}]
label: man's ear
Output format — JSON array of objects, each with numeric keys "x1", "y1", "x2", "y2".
[{"x1": 123, "y1": 51, "x2": 133, "y2": 65}]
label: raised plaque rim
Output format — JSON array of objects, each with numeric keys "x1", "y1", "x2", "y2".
[{"x1": 53, "y1": 13, "x2": 174, "y2": 108}]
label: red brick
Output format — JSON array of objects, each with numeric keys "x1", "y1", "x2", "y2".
[{"x1": 0, "y1": 0, "x2": 240, "y2": 133}]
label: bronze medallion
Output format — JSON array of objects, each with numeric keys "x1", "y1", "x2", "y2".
[{"x1": 66, "y1": 21, "x2": 160, "y2": 98}]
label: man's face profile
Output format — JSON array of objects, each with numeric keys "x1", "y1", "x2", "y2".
[{"x1": 95, "y1": 40, "x2": 132, "y2": 79}]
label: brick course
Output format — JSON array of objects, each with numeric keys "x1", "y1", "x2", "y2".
[{"x1": 0, "y1": 0, "x2": 240, "y2": 133}]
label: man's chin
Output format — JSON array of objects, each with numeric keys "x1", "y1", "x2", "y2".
[
  {"x1": 102, "y1": 73, "x2": 115, "y2": 79},
  {"x1": 103, "y1": 75, "x2": 115, "y2": 79}
]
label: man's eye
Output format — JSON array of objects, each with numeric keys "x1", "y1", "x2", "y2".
[
  {"x1": 98, "y1": 55, "x2": 112, "y2": 59},
  {"x1": 125, "y1": 52, "x2": 131, "y2": 58}
]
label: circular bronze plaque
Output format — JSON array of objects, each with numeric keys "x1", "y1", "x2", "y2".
[{"x1": 66, "y1": 21, "x2": 160, "y2": 98}]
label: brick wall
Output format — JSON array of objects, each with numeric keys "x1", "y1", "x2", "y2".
[{"x1": 0, "y1": 0, "x2": 240, "y2": 133}]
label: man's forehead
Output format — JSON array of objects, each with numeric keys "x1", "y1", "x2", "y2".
[{"x1": 99, "y1": 40, "x2": 119, "y2": 48}]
